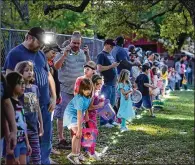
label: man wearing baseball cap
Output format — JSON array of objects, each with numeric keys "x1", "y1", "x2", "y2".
[
  {"x1": 97, "y1": 39, "x2": 119, "y2": 128},
  {"x1": 4, "y1": 27, "x2": 56, "y2": 164}
]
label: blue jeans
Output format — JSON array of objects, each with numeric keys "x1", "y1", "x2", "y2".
[
  {"x1": 100, "y1": 84, "x2": 116, "y2": 125},
  {"x1": 39, "y1": 104, "x2": 52, "y2": 165},
  {"x1": 0, "y1": 138, "x2": 4, "y2": 160},
  {"x1": 188, "y1": 72, "x2": 192, "y2": 85}
]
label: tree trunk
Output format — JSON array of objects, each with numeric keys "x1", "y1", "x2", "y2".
[{"x1": 175, "y1": 33, "x2": 188, "y2": 53}]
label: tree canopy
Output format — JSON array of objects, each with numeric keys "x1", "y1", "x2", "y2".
[{"x1": 1, "y1": 0, "x2": 194, "y2": 54}]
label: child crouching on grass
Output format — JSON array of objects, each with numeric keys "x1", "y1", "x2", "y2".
[{"x1": 63, "y1": 78, "x2": 93, "y2": 164}]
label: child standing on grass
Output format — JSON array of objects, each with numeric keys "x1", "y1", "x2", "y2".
[
  {"x1": 85, "y1": 74, "x2": 104, "y2": 160},
  {"x1": 150, "y1": 67, "x2": 160, "y2": 101},
  {"x1": 168, "y1": 67, "x2": 176, "y2": 91},
  {"x1": 5, "y1": 72, "x2": 32, "y2": 164},
  {"x1": 117, "y1": 69, "x2": 135, "y2": 132},
  {"x1": 134, "y1": 64, "x2": 157, "y2": 117},
  {"x1": 63, "y1": 78, "x2": 93, "y2": 164},
  {"x1": 160, "y1": 65, "x2": 168, "y2": 96},
  {"x1": 15, "y1": 61, "x2": 43, "y2": 164}
]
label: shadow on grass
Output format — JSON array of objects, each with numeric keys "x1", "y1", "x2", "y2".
[{"x1": 96, "y1": 125, "x2": 194, "y2": 164}]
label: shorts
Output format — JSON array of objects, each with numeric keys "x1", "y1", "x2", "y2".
[
  {"x1": 68, "y1": 124, "x2": 78, "y2": 138},
  {"x1": 133, "y1": 95, "x2": 152, "y2": 109},
  {"x1": 67, "y1": 123, "x2": 77, "y2": 130},
  {"x1": 6, "y1": 141, "x2": 27, "y2": 159},
  {"x1": 53, "y1": 91, "x2": 74, "y2": 120}
]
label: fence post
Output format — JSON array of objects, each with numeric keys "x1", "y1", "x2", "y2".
[{"x1": 8, "y1": 30, "x2": 12, "y2": 52}]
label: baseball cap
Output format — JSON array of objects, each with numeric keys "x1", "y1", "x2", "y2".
[
  {"x1": 84, "y1": 61, "x2": 97, "y2": 70},
  {"x1": 104, "y1": 39, "x2": 116, "y2": 46},
  {"x1": 128, "y1": 44, "x2": 135, "y2": 51},
  {"x1": 28, "y1": 27, "x2": 45, "y2": 43}
]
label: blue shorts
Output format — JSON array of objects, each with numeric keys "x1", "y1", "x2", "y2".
[
  {"x1": 133, "y1": 95, "x2": 152, "y2": 109},
  {"x1": 6, "y1": 141, "x2": 27, "y2": 159}
]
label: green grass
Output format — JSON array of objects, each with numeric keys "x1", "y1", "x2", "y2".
[{"x1": 52, "y1": 90, "x2": 194, "y2": 164}]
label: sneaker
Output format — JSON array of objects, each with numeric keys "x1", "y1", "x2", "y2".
[
  {"x1": 88, "y1": 152, "x2": 101, "y2": 160},
  {"x1": 95, "y1": 151, "x2": 101, "y2": 157},
  {"x1": 150, "y1": 114, "x2": 156, "y2": 118},
  {"x1": 51, "y1": 148, "x2": 61, "y2": 155},
  {"x1": 56, "y1": 139, "x2": 71, "y2": 149},
  {"x1": 49, "y1": 158, "x2": 58, "y2": 164},
  {"x1": 120, "y1": 127, "x2": 129, "y2": 132},
  {"x1": 112, "y1": 121, "x2": 120, "y2": 126},
  {"x1": 103, "y1": 123, "x2": 114, "y2": 128},
  {"x1": 67, "y1": 153, "x2": 81, "y2": 164},
  {"x1": 78, "y1": 153, "x2": 87, "y2": 161}
]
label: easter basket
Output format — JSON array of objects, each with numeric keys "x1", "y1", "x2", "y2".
[
  {"x1": 81, "y1": 120, "x2": 98, "y2": 148},
  {"x1": 97, "y1": 99, "x2": 116, "y2": 121}
]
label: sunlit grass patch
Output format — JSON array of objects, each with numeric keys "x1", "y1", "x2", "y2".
[
  {"x1": 129, "y1": 124, "x2": 174, "y2": 136},
  {"x1": 51, "y1": 90, "x2": 194, "y2": 164}
]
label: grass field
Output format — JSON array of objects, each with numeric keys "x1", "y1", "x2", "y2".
[{"x1": 52, "y1": 90, "x2": 194, "y2": 164}]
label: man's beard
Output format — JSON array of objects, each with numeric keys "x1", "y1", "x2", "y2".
[
  {"x1": 71, "y1": 47, "x2": 79, "y2": 52},
  {"x1": 29, "y1": 43, "x2": 40, "y2": 52}
]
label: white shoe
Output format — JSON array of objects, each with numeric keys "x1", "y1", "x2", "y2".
[
  {"x1": 67, "y1": 153, "x2": 81, "y2": 164},
  {"x1": 88, "y1": 152, "x2": 101, "y2": 160},
  {"x1": 103, "y1": 123, "x2": 114, "y2": 128},
  {"x1": 78, "y1": 153, "x2": 87, "y2": 161},
  {"x1": 120, "y1": 127, "x2": 129, "y2": 132},
  {"x1": 95, "y1": 151, "x2": 101, "y2": 157},
  {"x1": 112, "y1": 121, "x2": 120, "y2": 126}
]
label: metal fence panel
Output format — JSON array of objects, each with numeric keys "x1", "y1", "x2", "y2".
[{"x1": 1, "y1": 28, "x2": 104, "y2": 67}]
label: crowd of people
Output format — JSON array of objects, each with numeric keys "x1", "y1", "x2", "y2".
[{"x1": 0, "y1": 27, "x2": 193, "y2": 165}]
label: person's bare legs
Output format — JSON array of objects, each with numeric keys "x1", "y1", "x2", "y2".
[
  {"x1": 6, "y1": 158, "x2": 17, "y2": 165},
  {"x1": 57, "y1": 119, "x2": 65, "y2": 141},
  {"x1": 71, "y1": 127, "x2": 80, "y2": 154},
  {"x1": 149, "y1": 108, "x2": 154, "y2": 116},
  {"x1": 19, "y1": 154, "x2": 26, "y2": 164}
]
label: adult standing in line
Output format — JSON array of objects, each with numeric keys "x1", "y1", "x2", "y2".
[
  {"x1": 54, "y1": 31, "x2": 90, "y2": 149},
  {"x1": 175, "y1": 53, "x2": 187, "y2": 89},
  {"x1": 4, "y1": 27, "x2": 56, "y2": 164},
  {"x1": 97, "y1": 39, "x2": 119, "y2": 127},
  {"x1": 111, "y1": 36, "x2": 141, "y2": 75}
]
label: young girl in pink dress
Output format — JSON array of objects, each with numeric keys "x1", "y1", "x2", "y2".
[{"x1": 85, "y1": 74, "x2": 104, "y2": 160}]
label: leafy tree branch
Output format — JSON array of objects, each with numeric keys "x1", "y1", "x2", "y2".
[{"x1": 44, "y1": 0, "x2": 90, "y2": 15}]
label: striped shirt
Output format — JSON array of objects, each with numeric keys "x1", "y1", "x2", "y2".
[{"x1": 54, "y1": 49, "x2": 87, "y2": 94}]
